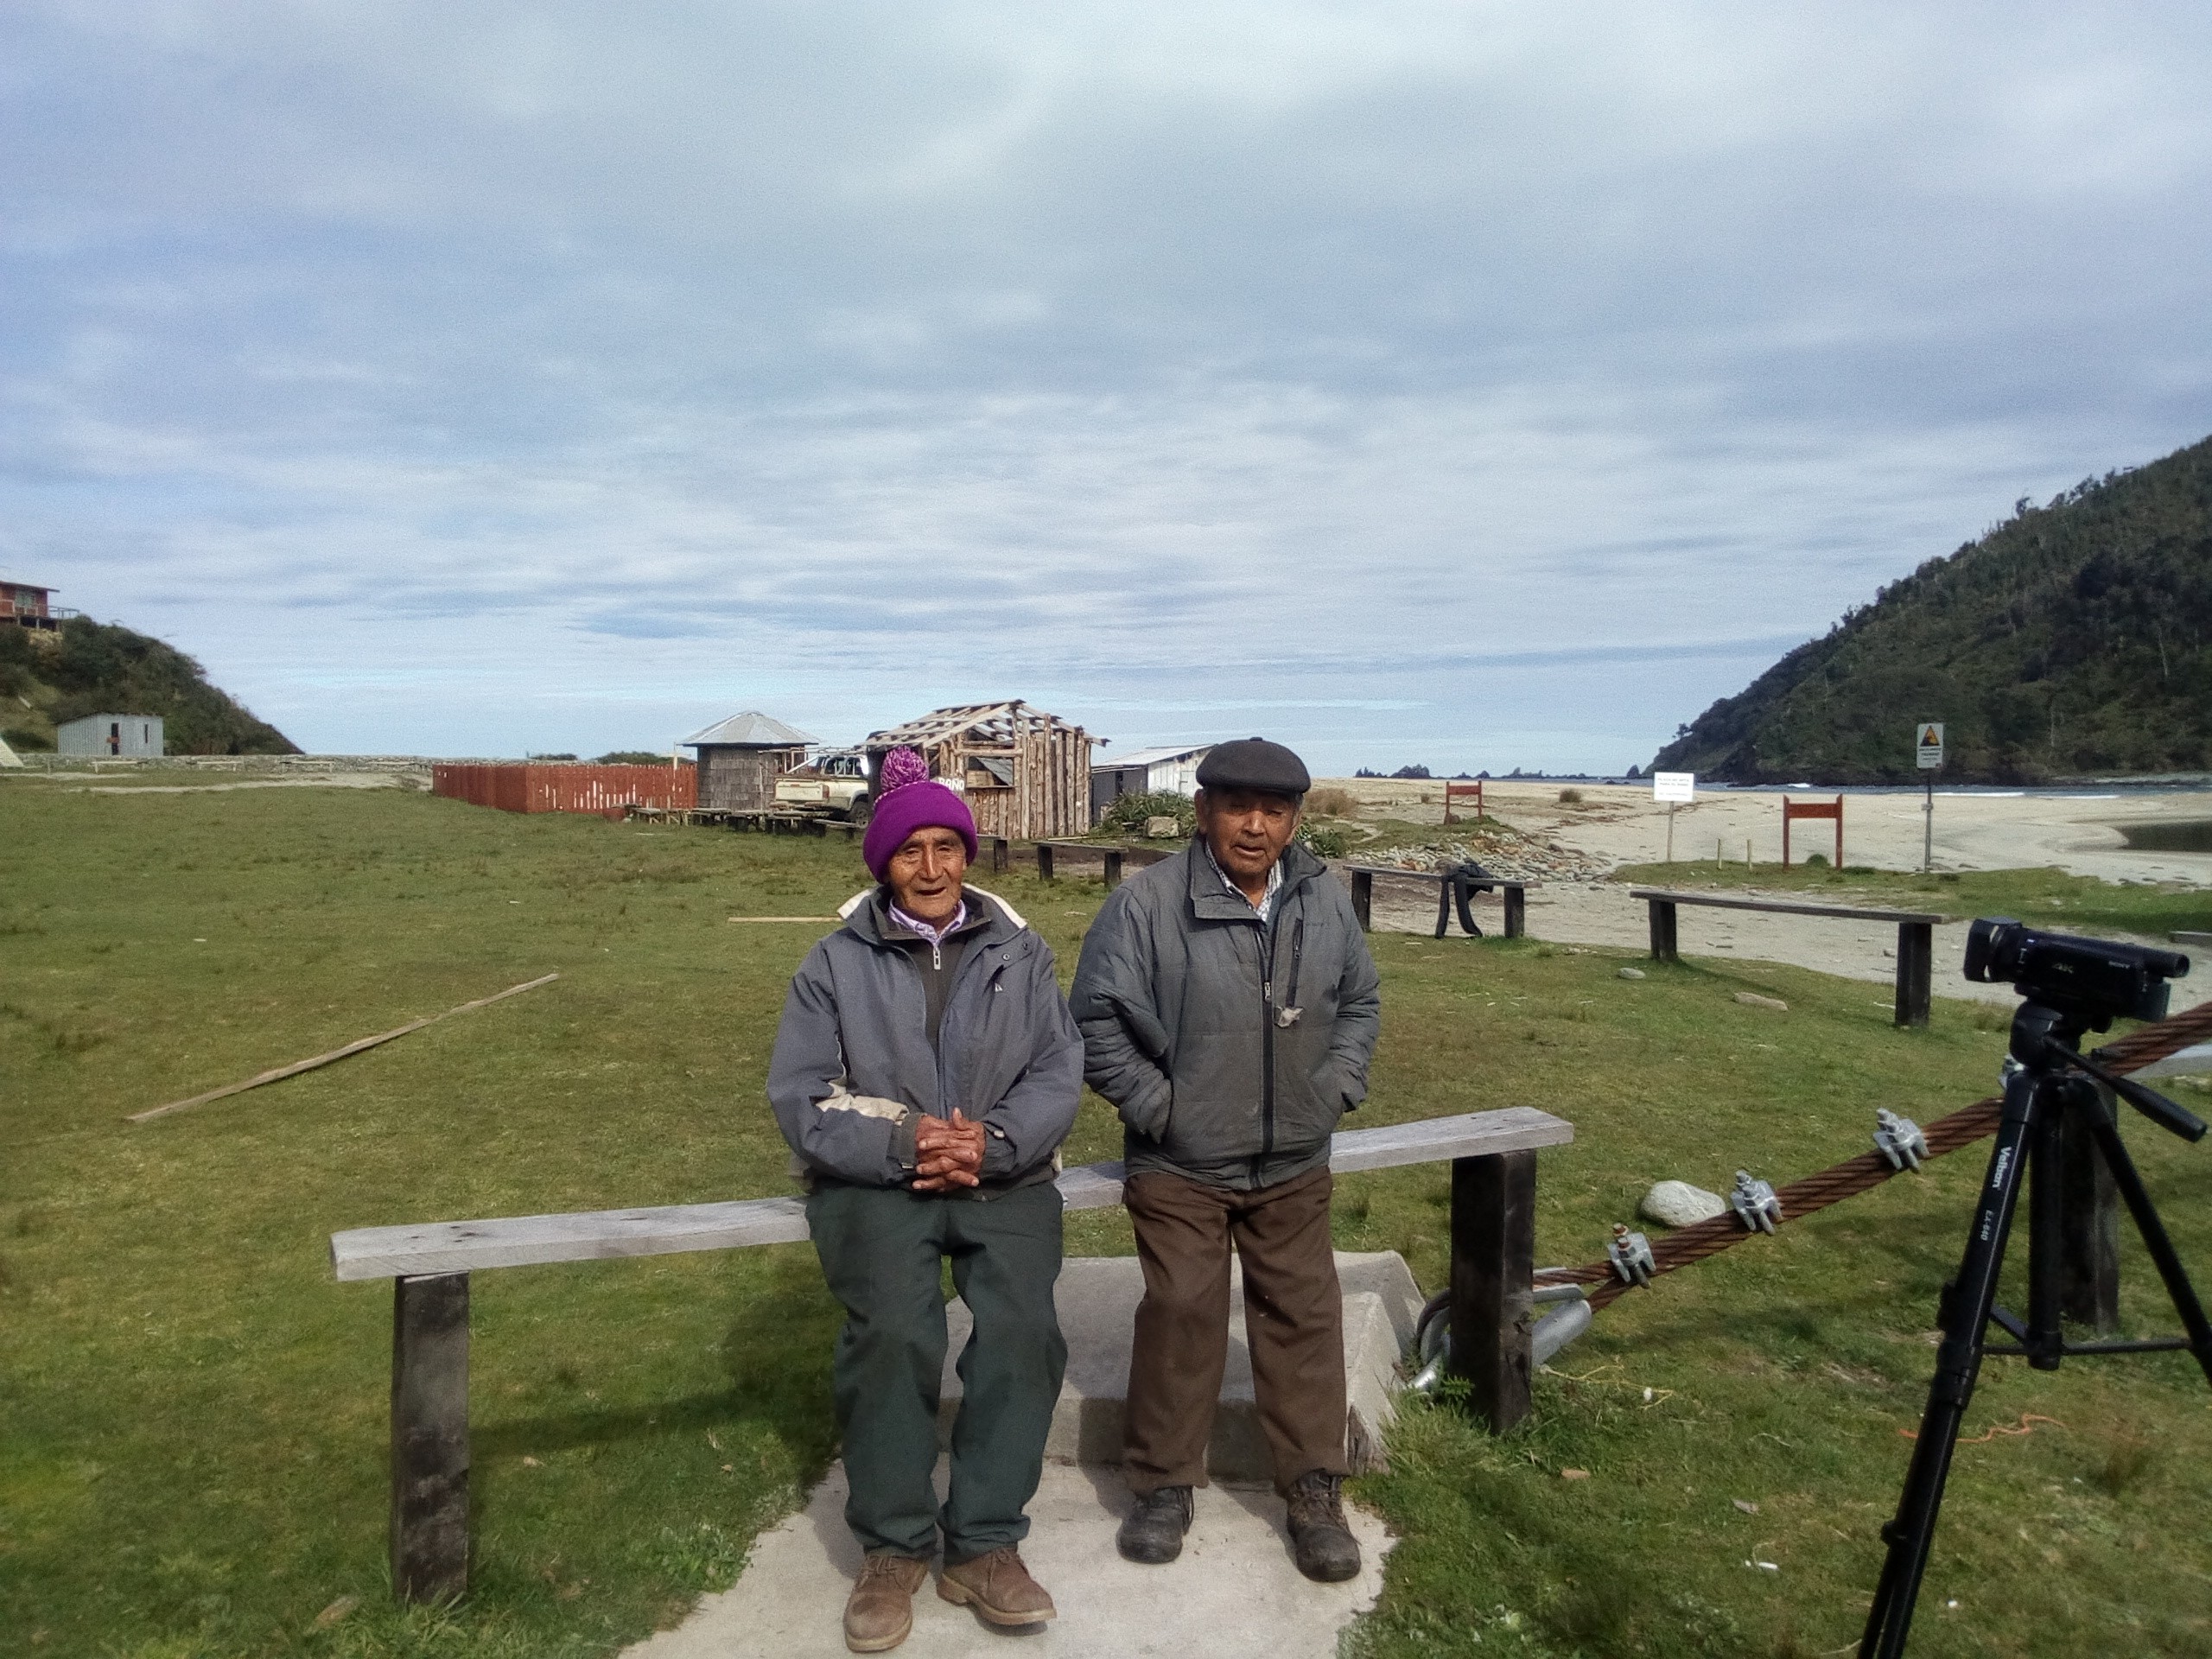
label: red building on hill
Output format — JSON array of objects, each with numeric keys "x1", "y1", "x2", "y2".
[{"x1": 3, "y1": 578, "x2": 67, "y2": 630}]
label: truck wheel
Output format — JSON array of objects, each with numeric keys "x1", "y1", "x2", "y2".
[{"x1": 845, "y1": 796, "x2": 873, "y2": 827}]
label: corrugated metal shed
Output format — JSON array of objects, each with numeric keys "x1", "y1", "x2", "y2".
[{"x1": 57, "y1": 714, "x2": 164, "y2": 757}]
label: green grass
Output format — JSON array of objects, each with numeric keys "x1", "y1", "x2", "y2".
[
  {"x1": 1612, "y1": 858, "x2": 2212, "y2": 941},
  {"x1": 3, "y1": 784, "x2": 2209, "y2": 1656}
]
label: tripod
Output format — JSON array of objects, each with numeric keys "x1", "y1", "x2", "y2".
[{"x1": 1860, "y1": 999, "x2": 2212, "y2": 1657}]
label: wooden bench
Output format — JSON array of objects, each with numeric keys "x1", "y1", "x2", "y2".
[
  {"x1": 333, "y1": 1106, "x2": 1573, "y2": 1603},
  {"x1": 1345, "y1": 865, "x2": 1534, "y2": 940},
  {"x1": 1628, "y1": 887, "x2": 1942, "y2": 1027},
  {"x1": 1033, "y1": 840, "x2": 1175, "y2": 888}
]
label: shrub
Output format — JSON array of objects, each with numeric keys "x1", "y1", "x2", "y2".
[
  {"x1": 1306, "y1": 785, "x2": 1357, "y2": 818},
  {"x1": 1096, "y1": 791, "x2": 1195, "y2": 838},
  {"x1": 1296, "y1": 822, "x2": 1350, "y2": 858},
  {"x1": 1558, "y1": 787, "x2": 1584, "y2": 804}
]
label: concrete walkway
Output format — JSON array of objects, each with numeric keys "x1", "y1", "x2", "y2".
[{"x1": 622, "y1": 1457, "x2": 1392, "y2": 1659}]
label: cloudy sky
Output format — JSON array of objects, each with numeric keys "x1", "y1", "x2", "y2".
[{"x1": 4, "y1": 3, "x2": 2209, "y2": 772}]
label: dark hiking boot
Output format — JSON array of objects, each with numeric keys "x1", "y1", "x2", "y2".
[
  {"x1": 1286, "y1": 1470, "x2": 1362, "y2": 1583},
  {"x1": 1116, "y1": 1484, "x2": 1194, "y2": 1563},
  {"x1": 843, "y1": 1553, "x2": 930, "y2": 1652},
  {"x1": 938, "y1": 1546, "x2": 1056, "y2": 1626}
]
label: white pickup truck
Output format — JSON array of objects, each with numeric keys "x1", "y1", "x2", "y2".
[{"x1": 773, "y1": 748, "x2": 875, "y2": 824}]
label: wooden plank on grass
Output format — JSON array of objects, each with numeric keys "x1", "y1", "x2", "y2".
[
  {"x1": 1626, "y1": 887, "x2": 1942, "y2": 925},
  {"x1": 130, "y1": 973, "x2": 561, "y2": 1123}
]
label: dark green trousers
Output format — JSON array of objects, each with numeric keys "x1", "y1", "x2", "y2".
[{"x1": 806, "y1": 1179, "x2": 1066, "y2": 1562}]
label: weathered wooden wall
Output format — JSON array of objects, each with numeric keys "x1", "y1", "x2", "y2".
[{"x1": 696, "y1": 749, "x2": 776, "y2": 811}]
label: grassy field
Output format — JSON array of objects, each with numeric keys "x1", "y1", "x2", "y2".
[{"x1": 3, "y1": 783, "x2": 2209, "y2": 1657}]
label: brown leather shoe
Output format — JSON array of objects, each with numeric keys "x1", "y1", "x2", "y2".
[
  {"x1": 1286, "y1": 1470, "x2": 1362, "y2": 1583},
  {"x1": 937, "y1": 1545, "x2": 1057, "y2": 1627},
  {"x1": 843, "y1": 1553, "x2": 930, "y2": 1652}
]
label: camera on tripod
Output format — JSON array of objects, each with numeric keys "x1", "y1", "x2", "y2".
[
  {"x1": 1862, "y1": 917, "x2": 2209, "y2": 1656},
  {"x1": 1963, "y1": 915, "x2": 2189, "y2": 1027}
]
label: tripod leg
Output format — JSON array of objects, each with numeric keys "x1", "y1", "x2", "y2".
[
  {"x1": 2027, "y1": 1086, "x2": 2068, "y2": 1370},
  {"x1": 2082, "y1": 1110, "x2": 2212, "y2": 1388},
  {"x1": 1861, "y1": 1070, "x2": 2038, "y2": 1659}
]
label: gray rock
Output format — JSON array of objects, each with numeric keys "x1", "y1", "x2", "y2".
[
  {"x1": 1640, "y1": 1180, "x2": 1727, "y2": 1227},
  {"x1": 1617, "y1": 967, "x2": 1646, "y2": 980},
  {"x1": 1144, "y1": 816, "x2": 1181, "y2": 839}
]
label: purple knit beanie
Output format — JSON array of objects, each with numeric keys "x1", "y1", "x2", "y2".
[{"x1": 861, "y1": 747, "x2": 979, "y2": 879}]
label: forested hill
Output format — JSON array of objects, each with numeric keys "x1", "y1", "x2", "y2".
[
  {"x1": 0, "y1": 617, "x2": 298, "y2": 755},
  {"x1": 1651, "y1": 432, "x2": 2212, "y2": 784}
]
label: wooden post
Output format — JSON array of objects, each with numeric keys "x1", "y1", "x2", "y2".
[
  {"x1": 2060, "y1": 1084, "x2": 2123, "y2": 1334},
  {"x1": 1448, "y1": 1150, "x2": 1536, "y2": 1431},
  {"x1": 1834, "y1": 795, "x2": 1844, "y2": 868},
  {"x1": 1647, "y1": 898, "x2": 1678, "y2": 962},
  {"x1": 1503, "y1": 884, "x2": 1526, "y2": 939},
  {"x1": 1351, "y1": 868, "x2": 1373, "y2": 932},
  {"x1": 1781, "y1": 807, "x2": 1791, "y2": 867},
  {"x1": 1036, "y1": 843, "x2": 1055, "y2": 882},
  {"x1": 1103, "y1": 849, "x2": 1123, "y2": 888},
  {"x1": 391, "y1": 1272, "x2": 470, "y2": 1604},
  {"x1": 1894, "y1": 921, "x2": 1933, "y2": 1027},
  {"x1": 992, "y1": 836, "x2": 1008, "y2": 874}
]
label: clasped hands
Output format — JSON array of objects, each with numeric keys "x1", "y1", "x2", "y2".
[{"x1": 912, "y1": 1108, "x2": 987, "y2": 1192}]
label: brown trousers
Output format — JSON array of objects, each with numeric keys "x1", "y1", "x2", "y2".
[{"x1": 1122, "y1": 1165, "x2": 1348, "y2": 1496}]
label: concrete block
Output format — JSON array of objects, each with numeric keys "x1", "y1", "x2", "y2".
[{"x1": 941, "y1": 1250, "x2": 1423, "y2": 1481}]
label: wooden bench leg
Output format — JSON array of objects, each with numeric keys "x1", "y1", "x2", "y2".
[
  {"x1": 1894, "y1": 921, "x2": 1932, "y2": 1027},
  {"x1": 391, "y1": 1272, "x2": 470, "y2": 1604},
  {"x1": 1036, "y1": 843, "x2": 1054, "y2": 882},
  {"x1": 1448, "y1": 1149, "x2": 1536, "y2": 1431},
  {"x1": 1647, "y1": 899, "x2": 1678, "y2": 963},
  {"x1": 1351, "y1": 869, "x2": 1373, "y2": 932},
  {"x1": 2060, "y1": 1084, "x2": 2123, "y2": 1335},
  {"x1": 1503, "y1": 885, "x2": 1526, "y2": 939},
  {"x1": 1103, "y1": 850, "x2": 1123, "y2": 889}
]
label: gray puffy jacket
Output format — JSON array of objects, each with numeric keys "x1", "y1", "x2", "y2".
[
  {"x1": 1069, "y1": 842, "x2": 1381, "y2": 1190},
  {"x1": 767, "y1": 886, "x2": 1083, "y2": 1192}
]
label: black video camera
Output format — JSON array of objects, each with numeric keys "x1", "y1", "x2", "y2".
[{"x1": 1964, "y1": 917, "x2": 2190, "y2": 1027}]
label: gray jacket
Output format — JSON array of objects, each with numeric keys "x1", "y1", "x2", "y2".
[
  {"x1": 767, "y1": 886, "x2": 1083, "y2": 1192},
  {"x1": 1069, "y1": 841, "x2": 1382, "y2": 1190}
]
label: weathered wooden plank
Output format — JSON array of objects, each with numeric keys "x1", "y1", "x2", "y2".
[
  {"x1": 334, "y1": 1197, "x2": 813, "y2": 1281},
  {"x1": 1326, "y1": 1106, "x2": 1573, "y2": 1173},
  {"x1": 1895, "y1": 920, "x2": 1934, "y2": 1027},
  {"x1": 1449, "y1": 1148, "x2": 1537, "y2": 1430},
  {"x1": 1627, "y1": 887, "x2": 1942, "y2": 925},
  {"x1": 332, "y1": 1109, "x2": 1573, "y2": 1280},
  {"x1": 391, "y1": 1273, "x2": 470, "y2": 1603}
]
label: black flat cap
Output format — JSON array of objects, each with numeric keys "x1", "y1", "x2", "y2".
[{"x1": 1196, "y1": 737, "x2": 1311, "y2": 798}]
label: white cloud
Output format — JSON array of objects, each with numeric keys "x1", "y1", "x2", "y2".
[{"x1": 2, "y1": 3, "x2": 2209, "y2": 768}]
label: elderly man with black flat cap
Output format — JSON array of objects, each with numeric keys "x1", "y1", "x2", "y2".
[{"x1": 1070, "y1": 736, "x2": 1381, "y2": 1581}]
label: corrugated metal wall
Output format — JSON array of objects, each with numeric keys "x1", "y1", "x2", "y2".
[{"x1": 431, "y1": 763, "x2": 697, "y2": 817}]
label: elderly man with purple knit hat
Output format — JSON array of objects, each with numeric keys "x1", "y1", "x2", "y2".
[{"x1": 768, "y1": 747, "x2": 1083, "y2": 1652}]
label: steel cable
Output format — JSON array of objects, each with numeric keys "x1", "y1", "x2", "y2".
[{"x1": 1531, "y1": 996, "x2": 2212, "y2": 1312}]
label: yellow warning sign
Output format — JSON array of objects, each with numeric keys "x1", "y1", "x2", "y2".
[{"x1": 1916, "y1": 722, "x2": 1945, "y2": 769}]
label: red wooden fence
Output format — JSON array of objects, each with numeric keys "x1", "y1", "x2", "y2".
[{"x1": 431, "y1": 764, "x2": 696, "y2": 818}]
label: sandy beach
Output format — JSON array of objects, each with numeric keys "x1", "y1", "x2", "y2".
[{"x1": 1326, "y1": 778, "x2": 2212, "y2": 1005}]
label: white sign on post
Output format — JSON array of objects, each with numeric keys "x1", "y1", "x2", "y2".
[
  {"x1": 1916, "y1": 723, "x2": 1945, "y2": 770},
  {"x1": 1652, "y1": 772, "x2": 1696, "y2": 804}
]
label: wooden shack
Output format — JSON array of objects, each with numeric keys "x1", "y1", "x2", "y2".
[
  {"x1": 682, "y1": 711, "x2": 817, "y2": 811},
  {"x1": 868, "y1": 701, "x2": 1093, "y2": 842}
]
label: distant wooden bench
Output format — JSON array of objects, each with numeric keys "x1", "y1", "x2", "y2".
[
  {"x1": 1628, "y1": 887, "x2": 1942, "y2": 1027},
  {"x1": 1345, "y1": 865, "x2": 1535, "y2": 940},
  {"x1": 1033, "y1": 840, "x2": 1175, "y2": 887},
  {"x1": 333, "y1": 1106, "x2": 1573, "y2": 1603}
]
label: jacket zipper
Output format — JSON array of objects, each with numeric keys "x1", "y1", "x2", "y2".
[{"x1": 1257, "y1": 909, "x2": 1282, "y2": 1172}]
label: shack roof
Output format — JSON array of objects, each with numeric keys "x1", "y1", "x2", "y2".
[
  {"x1": 868, "y1": 700, "x2": 1089, "y2": 747},
  {"x1": 1095, "y1": 743, "x2": 1211, "y2": 772},
  {"x1": 681, "y1": 711, "x2": 818, "y2": 749}
]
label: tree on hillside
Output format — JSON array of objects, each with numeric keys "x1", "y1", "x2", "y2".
[
  {"x1": 12, "y1": 619, "x2": 300, "y2": 754},
  {"x1": 1652, "y1": 434, "x2": 2212, "y2": 783}
]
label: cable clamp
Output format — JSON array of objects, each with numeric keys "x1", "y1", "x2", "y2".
[
  {"x1": 1607, "y1": 1224, "x2": 1656, "y2": 1287},
  {"x1": 1730, "y1": 1170, "x2": 1782, "y2": 1233},
  {"x1": 1874, "y1": 1108, "x2": 1929, "y2": 1172}
]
